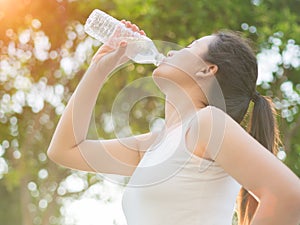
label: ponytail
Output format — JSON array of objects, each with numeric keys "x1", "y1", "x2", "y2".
[
  {"x1": 202, "y1": 31, "x2": 282, "y2": 224},
  {"x1": 237, "y1": 93, "x2": 281, "y2": 225}
]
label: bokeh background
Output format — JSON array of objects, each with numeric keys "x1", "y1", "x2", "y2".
[{"x1": 0, "y1": 0, "x2": 300, "y2": 224}]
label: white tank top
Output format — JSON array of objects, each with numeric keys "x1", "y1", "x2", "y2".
[{"x1": 122, "y1": 114, "x2": 241, "y2": 225}]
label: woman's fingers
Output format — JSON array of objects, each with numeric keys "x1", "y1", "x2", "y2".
[
  {"x1": 131, "y1": 24, "x2": 139, "y2": 32},
  {"x1": 92, "y1": 40, "x2": 129, "y2": 64},
  {"x1": 120, "y1": 20, "x2": 146, "y2": 36},
  {"x1": 92, "y1": 20, "x2": 145, "y2": 63},
  {"x1": 139, "y1": 30, "x2": 146, "y2": 36},
  {"x1": 119, "y1": 40, "x2": 128, "y2": 47},
  {"x1": 91, "y1": 45, "x2": 114, "y2": 63}
]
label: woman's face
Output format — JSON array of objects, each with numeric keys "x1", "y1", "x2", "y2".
[{"x1": 152, "y1": 35, "x2": 216, "y2": 91}]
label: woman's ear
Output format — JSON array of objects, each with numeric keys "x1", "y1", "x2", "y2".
[
  {"x1": 195, "y1": 64, "x2": 218, "y2": 77},
  {"x1": 208, "y1": 64, "x2": 218, "y2": 75}
]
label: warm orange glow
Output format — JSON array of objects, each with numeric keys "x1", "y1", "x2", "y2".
[
  {"x1": 0, "y1": 0, "x2": 31, "y2": 13},
  {"x1": 0, "y1": 0, "x2": 15, "y2": 13},
  {"x1": 0, "y1": 0, "x2": 31, "y2": 4},
  {"x1": 0, "y1": 0, "x2": 11, "y2": 6}
]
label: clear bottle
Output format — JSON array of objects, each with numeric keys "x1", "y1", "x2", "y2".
[{"x1": 84, "y1": 9, "x2": 165, "y2": 66}]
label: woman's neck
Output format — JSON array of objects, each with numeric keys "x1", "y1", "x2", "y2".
[{"x1": 164, "y1": 95, "x2": 207, "y2": 129}]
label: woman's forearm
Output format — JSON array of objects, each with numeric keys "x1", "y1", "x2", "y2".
[
  {"x1": 70, "y1": 63, "x2": 110, "y2": 144},
  {"x1": 48, "y1": 46, "x2": 128, "y2": 153}
]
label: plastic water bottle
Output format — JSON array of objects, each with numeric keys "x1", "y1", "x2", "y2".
[{"x1": 84, "y1": 9, "x2": 165, "y2": 66}]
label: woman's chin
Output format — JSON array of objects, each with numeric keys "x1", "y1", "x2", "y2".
[{"x1": 152, "y1": 63, "x2": 172, "y2": 78}]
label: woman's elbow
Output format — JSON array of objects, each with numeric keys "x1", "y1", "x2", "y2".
[
  {"x1": 47, "y1": 138, "x2": 71, "y2": 164},
  {"x1": 46, "y1": 142, "x2": 68, "y2": 166},
  {"x1": 47, "y1": 146, "x2": 60, "y2": 164},
  {"x1": 47, "y1": 148, "x2": 71, "y2": 169}
]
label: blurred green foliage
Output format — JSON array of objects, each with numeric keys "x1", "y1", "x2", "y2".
[{"x1": 0, "y1": 0, "x2": 300, "y2": 224}]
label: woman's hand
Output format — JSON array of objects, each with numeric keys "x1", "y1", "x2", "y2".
[{"x1": 91, "y1": 20, "x2": 146, "y2": 63}]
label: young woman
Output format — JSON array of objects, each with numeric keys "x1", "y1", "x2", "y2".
[{"x1": 47, "y1": 21, "x2": 300, "y2": 225}]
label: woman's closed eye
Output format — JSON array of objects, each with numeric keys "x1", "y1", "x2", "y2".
[{"x1": 167, "y1": 50, "x2": 177, "y2": 57}]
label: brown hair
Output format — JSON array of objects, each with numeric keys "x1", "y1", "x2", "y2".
[{"x1": 203, "y1": 31, "x2": 281, "y2": 224}]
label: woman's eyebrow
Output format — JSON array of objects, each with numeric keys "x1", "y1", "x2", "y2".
[{"x1": 188, "y1": 39, "x2": 200, "y2": 48}]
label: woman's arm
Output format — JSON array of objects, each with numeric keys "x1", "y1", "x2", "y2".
[
  {"x1": 47, "y1": 22, "x2": 156, "y2": 176},
  {"x1": 192, "y1": 106, "x2": 300, "y2": 224}
]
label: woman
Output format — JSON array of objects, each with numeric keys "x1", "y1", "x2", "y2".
[{"x1": 47, "y1": 21, "x2": 300, "y2": 225}]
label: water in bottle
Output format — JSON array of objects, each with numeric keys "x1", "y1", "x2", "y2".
[{"x1": 84, "y1": 9, "x2": 165, "y2": 66}]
